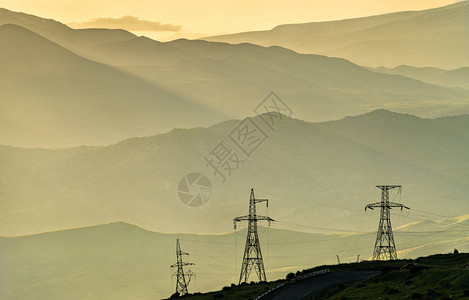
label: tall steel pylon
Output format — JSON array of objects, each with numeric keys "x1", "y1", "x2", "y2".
[
  {"x1": 170, "y1": 239, "x2": 195, "y2": 296},
  {"x1": 365, "y1": 185, "x2": 409, "y2": 260},
  {"x1": 233, "y1": 188, "x2": 274, "y2": 284}
]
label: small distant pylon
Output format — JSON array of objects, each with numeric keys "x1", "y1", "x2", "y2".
[
  {"x1": 365, "y1": 185, "x2": 409, "y2": 260},
  {"x1": 234, "y1": 188, "x2": 274, "y2": 284},
  {"x1": 171, "y1": 239, "x2": 195, "y2": 296}
]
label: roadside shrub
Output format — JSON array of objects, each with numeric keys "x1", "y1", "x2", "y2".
[
  {"x1": 286, "y1": 272, "x2": 295, "y2": 281},
  {"x1": 402, "y1": 279, "x2": 411, "y2": 285},
  {"x1": 440, "y1": 280, "x2": 451, "y2": 289},
  {"x1": 427, "y1": 288, "x2": 440, "y2": 297},
  {"x1": 408, "y1": 264, "x2": 426, "y2": 277},
  {"x1": 380, "y1": 266, "x2": 394, "y2": 274},
  {"x1": 384, "y1": 286, "x2": 399, "y2": 294}
]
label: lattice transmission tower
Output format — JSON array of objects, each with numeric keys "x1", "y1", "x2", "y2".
[
  {"x1": 233, "y1": 188, "x2": 274, "y2": 284},
  {"x1": 170, "y1": 239, "x2": 195, "y2": 296},
  {"x1": 365, "y1": 185, "x2": 409, "y2": 260}
]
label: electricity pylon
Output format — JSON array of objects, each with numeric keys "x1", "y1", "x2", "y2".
[
  {"x1": 234, "y1": 188, "x2": 274, "y2": 284},
  {"x1": 365, "y1": 185, "x2": 409, "y2": 260},
  {"x1": 170, "y1": 239, "x2": 195, "y2": 296}
]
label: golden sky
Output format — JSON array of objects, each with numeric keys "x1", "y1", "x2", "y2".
[{"x1": 1, "y1": 0, "x2": 463, "y2": 40}]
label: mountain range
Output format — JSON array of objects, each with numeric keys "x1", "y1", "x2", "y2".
[
  {"x1": 2, "y1": 5, "x2": 469, "y2": 299},
  {"x1": 204, "y1": 1, "x2": 469, "y2": 69},
  {"x1": 2, "y1": 110, "x2": 469, "y2": 237},
  {"x1": 1, "y1": 8, "x2": 469, "y2": 147},
  {"x1": 371, "y1": 65, "x2": 469, "y2": 90}
]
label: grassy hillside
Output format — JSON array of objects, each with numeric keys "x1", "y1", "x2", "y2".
[
  {"x1": 204, "y1": 2, "x2": 469, "y2": 69},
  {"x1": 181, "y1": 253, "x2": 469, "y2": 300},
  {"x1": 2, "y1": 111, "x2": 469, "y2": 237},
  {"x1": 323, "y1": 254, "x2": 469, "y2": 299},
  {"x1": 0, "y1": 221, "x2": 467, "y2": 300}
]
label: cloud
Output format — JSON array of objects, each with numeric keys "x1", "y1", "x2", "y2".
[{"x1": 68, "y1": 16, "x2": 181, "y2": 32}]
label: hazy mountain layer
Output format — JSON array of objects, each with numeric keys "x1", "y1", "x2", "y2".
[
  {"x1": 0, "y1": 24, "x2": 226, "y2": 148},
  {"x1": 2, "y1": 110, "x2": 469, "y2": 237},
  {"x1": 1, "y1": 220, "x2": 467, "y2": 299},
  {"x1": 2, "y1": 9, "x2": 469, "y2": 147},
  {"x1": 373, "y1": 65, "x2": 469, "y2": 90},
  {"x1": 203, "y1": 2, "x2": 469, "y2": 69},
  {"x1": 0, "y1": 8, "x2": 135, "y2": 55}
]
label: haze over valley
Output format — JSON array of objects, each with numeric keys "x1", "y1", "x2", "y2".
[{"x1": 1, "y1": 2, "x2": 469, "y2": 299}]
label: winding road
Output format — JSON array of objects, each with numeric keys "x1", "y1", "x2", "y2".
[{"x1": 263, "y1": 271, "x2": 379, "y2": 300}]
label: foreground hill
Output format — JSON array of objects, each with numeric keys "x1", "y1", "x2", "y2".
[
  {"x1": 204, "y1": 2, "x2": 469, "y2": 69},
  {"x1": 183, "y1": 253, "x2": 469, "y2": 299},
  {"x1": 0, "y1": 221, "x2": 467, "y2": 300},
  {"x1": 2, "y1": 110, "x2": 469, "y2": 236},
  {"x1": 2, "y1": 9, "x2": 469, "y2": 147}
]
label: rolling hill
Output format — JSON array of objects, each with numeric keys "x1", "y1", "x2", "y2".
[
  {"x1": 0, "y1": 219, "x2": 467, "y2": 300},
  {"x1": 203, "y1": 1, "x2": 469, "y2": 69},
  {"x1": 0, "y1": 219, "x2": 469, "y2": 299},
  {"x1": 2, "y1": 110, "x2": 469, "y2": 237}
]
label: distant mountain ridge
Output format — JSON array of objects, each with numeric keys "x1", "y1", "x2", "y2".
[
  {"x1": 372, "y1": 65, "x2": 469, "y2": 90},
  {"x1": 203, "y1": 1, "x2": 469, "y2": 69},
  {"x1": 2, "y1": 110, "x2": 469, "y2": 238},
  {"x1": 2, "y1": 8, "x2": 469, "y2": 147}
]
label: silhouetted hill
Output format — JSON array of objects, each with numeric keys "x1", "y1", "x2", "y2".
[
  {"x1": 0, "y1": 8, "x2": 135, "y2": 51},
  {"x1": 0, "y1": 24, "x2": 225, "y2": 147},
  {"x1": 204, "y1": 2, "x2": 469, "y2": 69}
]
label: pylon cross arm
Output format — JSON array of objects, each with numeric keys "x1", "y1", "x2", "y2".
[
  {"x1": 365, "y1": 202, "x2": 382, "y2": 210},
  {"x1": 234, "y1": 215, "x2": 250, "y2": 222},
  {"x1": 233, "y1": 215, "x2": 250, "y2": 228},
  {"x1": 256, "y1": 216, "x2": 275, "y2": 222},
  {"x1": 387, "y1": 202, "x2": 410, "y2": 209}
]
